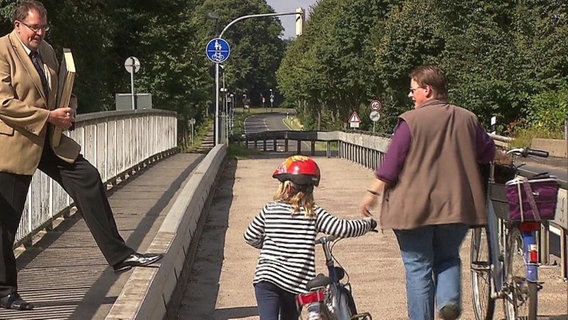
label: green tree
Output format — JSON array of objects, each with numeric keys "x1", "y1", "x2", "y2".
[
  {"x1": 196, "y1": 0, "x2": 285, "y2": 107},
  {"x1": 278, "y1": 0, "x2": 394, "y2": 131}
]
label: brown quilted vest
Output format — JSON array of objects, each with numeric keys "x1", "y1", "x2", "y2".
[{"x1": 380, "y1": 100, "x2": 488, "y2": 230}]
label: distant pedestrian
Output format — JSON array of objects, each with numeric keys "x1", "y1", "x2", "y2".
[
  {"x1": 359, "y1": 65, "x2": 508, "y2": 320},
  {"x1": 245, "y1": 155, "x2": 376, "y2": 320}
]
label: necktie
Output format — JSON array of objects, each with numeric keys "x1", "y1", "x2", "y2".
[{"x1": 30, "y1": 51, "x2": 49, "y2": 95}]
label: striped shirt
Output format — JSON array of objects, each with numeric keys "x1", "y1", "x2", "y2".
[{"x1": 244, "y1": 201, "x2": 373, "y2": 294}]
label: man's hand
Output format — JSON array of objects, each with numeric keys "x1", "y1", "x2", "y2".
[
  {"x1": 359, "y1": 179, "x2": 386, "y2": 217},
  {"x1": 494, "y1": 149, "x2": 513, "y2": 166},
  {"x1": 48, "y1": 107, "x2": 75, "y2": 129},
  {"x1": 359, "y1": 192, "x2": 378, "y2": 217}
]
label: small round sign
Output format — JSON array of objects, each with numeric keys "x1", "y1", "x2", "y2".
[
  {"x1": 370, "y1": 99, "x2": 382, "y2": 111},
  {"x1": 370, "y1": 111, "x2": 380, "y2": 122},
  {"x1": 124, "y1": 56, "x2": 140, "y2": 74}
]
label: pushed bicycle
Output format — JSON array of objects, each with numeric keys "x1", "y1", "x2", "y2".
[
  {"x1": 296, "y1": 235, "x2": 372, "y2": 320},
  {"x1": 470, "y1": 147, "x2": 560, "y2": 320}
]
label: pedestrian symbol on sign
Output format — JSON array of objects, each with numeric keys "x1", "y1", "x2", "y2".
[{"x1": 206, "y1": 38, "x2": 231, "y2": 63}]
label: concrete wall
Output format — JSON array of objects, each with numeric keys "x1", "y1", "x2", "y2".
[
  {"x1": 532, "y1": 138, "x2": 567, "y2": 158},
  {"x1": 106, "y1": 145, "x2": 227, "y2": 320}
]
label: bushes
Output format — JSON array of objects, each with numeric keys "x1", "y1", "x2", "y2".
[
  {"x1": 526, "y1": 86, "x2": 568, "y2": 134},
  {"x1": 511, "y1": 86, "x2": 567, "y2": 146}
]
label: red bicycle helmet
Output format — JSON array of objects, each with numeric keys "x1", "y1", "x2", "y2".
[{"x1": 272, "y1": 155, "x2": 320, "y2": 186}]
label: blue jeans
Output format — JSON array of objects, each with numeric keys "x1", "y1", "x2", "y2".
[
  {"x1": 254, "y1": 281, "x2": 299, "y2": 320},
  {"x1": 394, "y1": 224, "x2": 469, "y2": 320}
]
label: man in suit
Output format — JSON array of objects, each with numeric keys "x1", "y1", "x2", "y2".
[{"x1": 0, "y1": 1, "x2": 162, "y2": 310}]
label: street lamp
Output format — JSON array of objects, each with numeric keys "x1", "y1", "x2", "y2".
[
  {"x1": 207, "y1": 12, "x2": 220, "y2": 35},
  {"x1": 211, "y1": 10, "x2": 305, "y2": 144}
]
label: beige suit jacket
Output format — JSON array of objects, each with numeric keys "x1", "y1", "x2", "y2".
[{"x1": 0, "y1": 30, "x2": 80, "y2": 175}]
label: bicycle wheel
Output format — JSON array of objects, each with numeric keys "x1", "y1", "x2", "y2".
[
  {"x1": 319, "y1": 302, "x2": 336, "y2": 320},
  {"x1": 503, "y1": 227, "x2": 538, "y2": 320},
  {"x1": 470, "y1": 227, "x2": 495, "y2": 320}
]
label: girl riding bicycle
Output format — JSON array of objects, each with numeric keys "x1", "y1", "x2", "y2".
[{"x1": 244, "y1": 155, "x2": 377, "y2": 320}]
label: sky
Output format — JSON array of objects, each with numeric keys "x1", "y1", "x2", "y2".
[{"x1": 266, "y1": 0, "x2": 318, "y2": 39}]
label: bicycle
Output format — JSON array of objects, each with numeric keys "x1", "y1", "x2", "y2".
[
  {"x1": 470, "y1": 147, "x2": 560, "y2": 320},
  {"x1": 295, "y1": 234, "x2": 373, "y2": 320}
]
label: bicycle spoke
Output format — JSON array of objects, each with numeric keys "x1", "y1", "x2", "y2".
[
  {"x1": 470, "y1": 228, "x2": 495, "y2": 320},
  {"x1": 503, "y1": 228, "x2": 538, "y2": 320}
]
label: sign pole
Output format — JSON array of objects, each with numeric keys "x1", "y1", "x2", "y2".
[
  {"x1": 130, "y1": 64, "x2": 135, "y2": 109},
  {"x1": 215, "y1": 62, "x2": 220, "y2": 145},
  {"x1": 206, "y1": 38, "x2": 230, "y2": 146},
  {"x1": 206, "y1": 10, "x2": 306, "y2": 145},
  {"x1": 124, "y1": 56, "x2": 140, "y2": 110}
]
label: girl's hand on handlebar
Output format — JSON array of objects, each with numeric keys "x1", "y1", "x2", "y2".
[{"x1": 365, "y1": 218, "x2": 378, "y2": 232}]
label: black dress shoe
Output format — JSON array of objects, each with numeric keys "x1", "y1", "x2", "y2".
[
  {"x1": 113, "y1": 252, "x2": 163, "y2": 273},
  {"x1": 0, "y1": 292, "x2": 34, "y2": 310}
]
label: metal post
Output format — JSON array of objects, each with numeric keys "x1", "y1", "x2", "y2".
[
  {"x1": 210, "y1": 10, "x2": 305, "y2": 145},
  {"x1": 564, "y1": 115, "x2": 568, "y2": 140},
  {"x1": 130, "y1": 61, "x2": 135, "y2": 110},
  {"x1": 215, "y1": 63, "x2": 220, "y2": 145}
]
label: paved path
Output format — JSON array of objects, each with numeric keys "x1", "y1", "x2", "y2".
[
  {"x1": 179, "y1": 155, "x2": 568, "y2": 320},
  {"x1": 0, "y1": 153, "x2": 203, "y2": 320}
]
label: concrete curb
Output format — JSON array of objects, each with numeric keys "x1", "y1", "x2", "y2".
[{"x1": 105, "y1": 145, "x2": 227, "y2": 320}]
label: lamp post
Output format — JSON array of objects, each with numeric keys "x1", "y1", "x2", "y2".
[{"x1": 212, "y1": 10, "x2": 305, "y2": 145}]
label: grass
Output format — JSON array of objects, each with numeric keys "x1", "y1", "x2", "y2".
[
  {"x1": 511, "y1": 126, "x2": 564, "y2": 148},
  {"x1": 181, "y1": 118, "x2": 213, "y2": 153}
]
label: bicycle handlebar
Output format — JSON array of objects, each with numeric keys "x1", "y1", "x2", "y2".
[
  {"x1": 315, "y1": 228, "x2": 378, "y2": 245},
  {"x1": 506, "y1": 147, "x2": 549, "y2": 158},
  {"x1": 316, "y1": 234, "x2": 338, "y2": 244}
]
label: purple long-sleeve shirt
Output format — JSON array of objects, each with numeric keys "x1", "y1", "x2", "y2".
[{"x1": 376, "y1": 120, "x2": 495, "y2": 184}]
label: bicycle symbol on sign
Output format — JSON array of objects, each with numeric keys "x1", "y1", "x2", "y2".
[
  {"x1": 206, "y1": 38, "x2": 231, "y2": 63},
  {"x1": 212, "y1": 51, "x2": 225, "y2": 62}
]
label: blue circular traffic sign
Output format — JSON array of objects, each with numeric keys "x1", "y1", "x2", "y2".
[{"x1": 206, "y1": 38, "x2": 231, "y2": 63}]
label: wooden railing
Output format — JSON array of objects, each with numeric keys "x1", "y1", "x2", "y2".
[{"x1": 16, "y1": 109, "x2": 178, "y2": 247}]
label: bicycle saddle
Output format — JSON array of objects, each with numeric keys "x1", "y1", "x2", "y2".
[{"x1": 306, "y1": 273, "x2": 330, "y2": 290}]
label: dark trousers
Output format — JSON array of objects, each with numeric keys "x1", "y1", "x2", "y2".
[
  {"x1": 0, "y1": 144, "x2": 134, "y2": 296},
  {"x1": 254, "y1": 281, "x2": 299, "y2": 320}
]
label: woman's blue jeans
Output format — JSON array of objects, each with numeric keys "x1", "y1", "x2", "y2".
[
  {"x1": 254, "y1": 281, "x2": 299, "y2": 320},
  {"x1": 394, "y1": 223, "x2": 469, "y2": 320}
]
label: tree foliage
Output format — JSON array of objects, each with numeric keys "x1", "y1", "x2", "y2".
[
  {"x1": 277, "y1": 0, "x2": 568, "y2": 135},
  {"x1": 0, "y1": 0, "x2": 286, "y2": 141}
]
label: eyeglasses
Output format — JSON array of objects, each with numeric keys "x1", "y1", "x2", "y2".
[
  {"x1": 409, "y1": 87, "x2": 423, "y2": 94},
  {"x1": 18, "y1": 20, "x2": 50, "y2": 34}
]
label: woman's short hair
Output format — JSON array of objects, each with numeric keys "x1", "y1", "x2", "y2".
[{"x1": 410, "y1": 65, "x2": 448, "y2": 100}]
